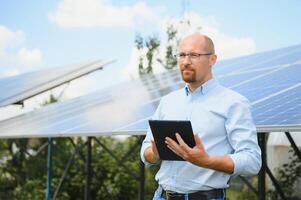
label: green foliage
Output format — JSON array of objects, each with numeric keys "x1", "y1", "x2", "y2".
[
  {"x1": 135, "y1": 34, "x2": 160, "y2": 75},
  {"x1": 145, "y1": 36, "x2": 160, "y2": 74},
  {"x1": 268, "y1": 148, "x2": 301, "y2": 200},
  {"x1": 145, "y1": 164, "x2": 159, "y2": 199},
  {"x1": 135, "y1": 23, "x2": 180, "y2": 75},
  {"x1": 42, "y1": 94, "x2": 59, "y2": 106},
  {"x1": 135, "y1": 35, "x2": 145, "y2": 75},
  {"x1": 157, "y1": 24, "x2": 178, "y2": 70},
  {"x1": 226, "y1": 176, "x2": 258, "y2": 200},
  {"x1": 0, "y1": 136, "x2": 159, "y2": 199},
  {"x1": 0, "y1": 138, "x2": 47, "y2": 200}
]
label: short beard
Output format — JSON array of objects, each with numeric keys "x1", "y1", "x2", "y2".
[{"x1": 181, "y1": 72, "x2": 196, "y2": 83}]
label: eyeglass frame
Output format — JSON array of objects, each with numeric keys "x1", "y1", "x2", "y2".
[{"x1": 174, "y1": 52, "x2": 214, "y2": 61}]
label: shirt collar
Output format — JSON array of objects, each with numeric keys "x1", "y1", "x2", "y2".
[{"x1": 184, "y1": 78, "x2": 219, "y2": 96}]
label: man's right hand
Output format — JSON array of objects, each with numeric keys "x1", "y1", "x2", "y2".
[{"x1": 144, "y1": 140, "x2": 160, "y2": 164}]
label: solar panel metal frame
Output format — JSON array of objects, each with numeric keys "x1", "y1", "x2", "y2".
[
  {"x1": 0, "y1": 59, "x2": 115, "y2": 107},
  {"x1": 256, "y1": 125, "x2": 301, "y2": 132}
]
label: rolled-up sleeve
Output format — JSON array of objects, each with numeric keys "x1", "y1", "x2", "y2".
[
  {"x1": 140, "y1": 128, "x2": 157, "y2": 166},
  {"x1": 226, "y1": 98, "x2": 262, "y2": 176},
  {"x1": 140, "y1": 101, "x2": 163, "y2": 166}
]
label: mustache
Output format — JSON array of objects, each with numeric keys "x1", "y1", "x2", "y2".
[
  {"x1": 181, "y1": 67, "x2": 195, "y2": 72},
  {"x1": 181, "y1": 64, "x2": 194, "y2": 70}
]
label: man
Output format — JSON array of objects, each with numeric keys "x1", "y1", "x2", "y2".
[{"x1": 140, "y1": 33, "x2": 262, "y2": 200}]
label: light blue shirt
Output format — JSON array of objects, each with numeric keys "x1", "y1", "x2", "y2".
[{"x1": 140, "y1": 78, "x2": 261, "y2": 193}]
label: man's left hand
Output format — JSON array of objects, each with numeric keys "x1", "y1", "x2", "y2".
[{"x1": 165, "y1": 133, "x2": 212, "y2": 168}]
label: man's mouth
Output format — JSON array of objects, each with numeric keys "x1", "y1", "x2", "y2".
[{"x1": 182, "y1": 70, "x2": 194, "y2": 74}]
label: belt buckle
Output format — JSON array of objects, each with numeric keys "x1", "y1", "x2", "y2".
[
  {"x1": 166, "y1": 191, "x2": 181, "y2": 196},
  {"x1": 166, "y1": 191, "x2": 184, "y2": 198}
]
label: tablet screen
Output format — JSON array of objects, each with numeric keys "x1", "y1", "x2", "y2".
[{"x1": 149, "y1": 120, "x2": 195, "y2": 161}]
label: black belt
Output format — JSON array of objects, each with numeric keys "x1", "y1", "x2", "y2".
[{"x1": 163, "y1": 188, "x2": 225, "y2": 200}]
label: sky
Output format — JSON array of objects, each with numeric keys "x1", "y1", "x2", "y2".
[{"x1": 0, "y1": 0, "x2": 301, "y2": 104}]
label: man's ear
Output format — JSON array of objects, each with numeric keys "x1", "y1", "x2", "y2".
[{"x1": 209, "y1": 54, "x2": 217, "y2": 66}]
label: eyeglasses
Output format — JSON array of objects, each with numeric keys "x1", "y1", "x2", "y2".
[{"x1": 175, "y1": 52, "x2": 213, "y2": 61}]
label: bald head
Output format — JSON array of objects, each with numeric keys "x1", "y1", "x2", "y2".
[{"x1": 180, "y1": 33, "x2": 215, "y2": 54}]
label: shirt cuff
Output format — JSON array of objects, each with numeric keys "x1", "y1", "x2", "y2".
[
  {"x1": 229, "y1": 151, "x2": 262, "y2": 176},
  {"x1": 229, "y1": 153, "x2": 243, "y2": 175},
  {"x1": 140, "y1": 143, "x2": 160, "y2": 166}
]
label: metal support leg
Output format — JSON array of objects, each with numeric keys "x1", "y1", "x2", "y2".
[
  {"x1": 138, "y1": 136, "x2": 145, "y2": 200},
  {"x1": 258, "y1": 133, "x2": 266, "y2": 200},
  {"x1": 138, "y1": 160, "x2": 145, "y2": 200},
  {"x1": 85, "y1": 137, "x2": 92, "y2": 200},
  {"x1": 238, "y1": 176, "x2": 258, "y2": 195},
  {"x1": 46, "y1": 138, "x2": 53, "y2": 200},
  {"x1": 53, "y1": 143, "x2": 85, "y2": 200},
  {"x1": 285, "y1": 132, "x2": 301, "y2": 162},
  {"x1": 93, "y1": 137, "x2": 139, "y2": 179},
  {"x1": 265, "y1": 164, "x2": 287, "y2": 200},
  {"x1": 120, "y1": 138, "x2": 141, "y2": 163}
]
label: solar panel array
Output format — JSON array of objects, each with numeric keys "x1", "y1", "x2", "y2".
[
  {"x1": 0, "y1": 60, "x2": 113, "y2": 107},
  {"x1": 0, "y1": 44, "x2": 300, "y2": 138}
]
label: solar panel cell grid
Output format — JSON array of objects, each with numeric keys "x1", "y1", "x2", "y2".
[
  {"x1": 0, "y1": 44, "x2": 300, "y2": 138},
  {"x1": 253, "y1": 85, "x2": 301, "y2": 125}
]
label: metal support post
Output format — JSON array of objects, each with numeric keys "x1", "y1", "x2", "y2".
[
  {"x1": 258, "y1": 133, "x2": 266, "y2": 200},
  {"x1": 285, "y1": 132, "x2": 301, "y2": 162},
  {"x1": 138, "y1": 136, "x2": 145, "y2": 200},
  {"x1": 138, "y1": 160, "x2": 145, "y2": 200},
  {"x1": 46, "y1": 138, "x2": 53, "y2": 200},
  {"x1": 85, "y1": 137, "x2": 92, "y2": 200},
  {"x1": 265, "y1": 165, "x2": 287, "y2": 200}
]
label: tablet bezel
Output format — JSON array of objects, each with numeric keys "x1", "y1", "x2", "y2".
[{"x1": 148, "y1": 120, "x2": 195, "y2": 161}]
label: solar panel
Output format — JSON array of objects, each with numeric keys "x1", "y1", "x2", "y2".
[
  {"x1": 214, "y1": 44, "x2": 301, "y2": 74},
  {"x1": 0, "y1": 44, "x2": 300, "y2": 138},
  {"x1": 0, "y1": 70, "x2": 178, "y2": 138},
  {"x1": 252, "y1": 84, "x2": 301, "y2": 125},
  {"x1": 0, "y1": 60, "x2": 114, "y2": 107},
  {"x1": 232, "y1": 63, "x2": 301, "y2": 101}
]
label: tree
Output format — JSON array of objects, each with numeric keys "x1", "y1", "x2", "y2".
[
  {"x1": 135, "y1": 35, "x2": 160, "y2": 75},
  {"x1": 135, "y1": 23, "x2": 181, "y2": 75},
  {"x1": 157, "y1": 24, "x2": 179, "y2": 70},
  {"x1": 268, "y1": 148, "x2": 301, "y2": 200},
  {"x1": 0, "y1": 129, "x2": 157, "y2": 199}
]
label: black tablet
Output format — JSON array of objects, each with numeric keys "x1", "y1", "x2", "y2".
[{"x1": 149, "y1": 120, "x2": 195, "y2": 161}]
